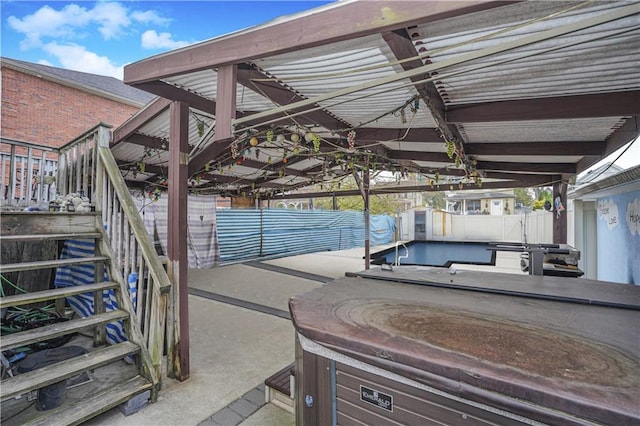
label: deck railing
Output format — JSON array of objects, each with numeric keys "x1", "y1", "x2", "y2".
[
  {"x1": 94, "y1": 126, "x2": 172, "y2": 392},
  {"x1": 11, "y1": 124, "x2": 173, "y2": 397},
  {"x1": 0, "y1": 138, "x2": 58, "y2": 206}
]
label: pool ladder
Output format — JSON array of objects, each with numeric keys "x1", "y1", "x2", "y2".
[{"x1": 394, "y1": 242, "x2": 409, "y2": 266}]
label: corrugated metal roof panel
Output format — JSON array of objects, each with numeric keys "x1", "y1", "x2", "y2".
[
  {"x1": 412, "y1": 1, "x2": 640, "y2": 104},
  {"x1": 381, "y1": 141, "x2": 446, "y2": 152},
  {"x1": 412, "y1": 160, "x2": 461, "y2": 169},
  {"x1": 163, "y1": 70, "x2": 279, "y2": 112},
  {"x1": 111, "y1": 141, "x2": 170, "y2": 169},
  {"x1": 256, "y1": 34, "x2": 438, "y2": 129},
  {"x1": 136, "y1": 107, "x2": 217, "y2": 150},
  {"x1": 460, "y1": 117, "x2": 625, "y2": 142},
  {"x1": 218, "y1": 164, "x2": 267, "y2": 179},
  {"x1": 268, "y1": 176, "x2": 311, "y2": 186},
  {"x1": 288, "y1": 157, "x2": 324, "y2": 171}
]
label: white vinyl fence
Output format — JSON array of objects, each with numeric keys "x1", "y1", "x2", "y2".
[
  {"x1": 450, "y1": 211, "x2": 552, "y2": 243},
  {"x1": 402, "y1": 209, "x2": 553, "y2": 243}
]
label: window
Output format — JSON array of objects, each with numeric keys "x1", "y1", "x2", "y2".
[{"x1": 466, "y1": 200, "x2": 481, "y2": 213}]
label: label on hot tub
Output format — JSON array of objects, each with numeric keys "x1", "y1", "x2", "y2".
[{"x1": 360, "y1": 385, "x2": 393, "y2": 412}]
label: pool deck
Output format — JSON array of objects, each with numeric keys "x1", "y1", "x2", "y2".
[{"x1": 88, "y1": 245, "x2": 526, "y2": 425}]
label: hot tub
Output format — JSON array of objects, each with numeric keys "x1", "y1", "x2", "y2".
[{"x1": 289, "y1": 269, "x2": 640, "y2": 425}]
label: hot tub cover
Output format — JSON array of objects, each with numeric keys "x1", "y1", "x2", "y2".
[{"x1": 289, "y1": 270, "x2": 640, "y2": 425}]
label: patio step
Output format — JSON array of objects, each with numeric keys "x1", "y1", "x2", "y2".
[
  {"x1": 0, "y1": 256, "x2": 109, "y2": 274},
  {"x1": 0, "y1": 281, "x2": 118, "y2": 308},
  {"x1": 1, "y1": 341, "x2": 139, "y2": 401},
  {"x1": 24, "y1": 375, "x2": 152, "y2": 426},
  {"x1": 0, "y1": 232, "x2": 102, "y2": 243},
  {"x1": 265, "y1": 362, "x2": 295, "y2": 413},
  {"x1": 1, "y1": 309, "x2": 129, "y2": 351}
]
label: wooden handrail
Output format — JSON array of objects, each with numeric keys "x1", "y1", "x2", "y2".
[
  {"x1": 56, "y1": 124, "x2": 173, "y2": 397},
  {"x1": 58, "y1": 122, "x2": 113, "y2": 152},
  {"x1": 97, "y1": 145, "x2": 171, "y2": 293}
]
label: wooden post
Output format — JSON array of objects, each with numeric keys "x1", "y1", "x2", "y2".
[
  {"x1": 215, "y1": 65, "x2": 237, "y2": 141},
  {"x1": 168, "y1": 100, "x2": 190, "y2": 380},
  {"x1": 553, "y1": 179, "x2": 568, "y2": 244},
  {"x1": 8, "y1": 144, "x2": 16, "y2": 203},
  {"x1": 93, "y1": 126, "x2": 110, "y2": 346},
  {"x1": 352, "y1": 163, "x2": 371, "y2": 270},
  {"x1": 364, "y1": 163, "x2": 370, "y2": 270}
]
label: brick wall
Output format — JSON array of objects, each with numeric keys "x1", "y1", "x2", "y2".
[{"x1": 1, "y1": 67, "x2": 142, "y2": 148}]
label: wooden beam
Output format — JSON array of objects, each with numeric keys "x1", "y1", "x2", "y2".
[
  {"x1": 234, "y1": 165, "x2": 325, "y2": 194},
  {"x1": 465, "y1": 142, "x2": 604, "y2": 156},
  {"x1": 604, "y1": 115, "x2": 639, "y2": 157},
  {"x1": 167, "y1": 100, "x2": 190, "y2": 381},
  {"x1": 124, "y1": 1, "x2": 513, "y2": 84},
  {"x1": 268, "y1": 175, "x2": 553, "y2": 199},
  {"x1": 135, "y1": 81, "x2": 217, "y2": 114},
  {"x1": 483, "y1": 172, "x2": 555, "y2": 182},
  {"x1": 188, "y1": 137, "x2": 234, "y2": 176},
  {"x1": 478, "y1": 161, "x2": 576, "y2": 174},
  {"x1": 356, "y1": 127, "x2": 443, "y2": 142},
  {"x1": 382, "y1": 29, "x2": 464, "y2": 144},
  {"x1": 576, "y1": 156, "x2": 603, "y2": 175},
  {"x1": 576, "y1": 116, "x2": 639, "y2": 173},
  {"x1": 112, "y1": 98, "x2": 170, "y2": 147},
  {"x1": 124, "y1": 133, "x2": 167, "y2": 151},
  {"x1": 238, "y1": 158, "x2": 308, "y2": 177},
  {"x1": 117, "y1": 160, "x2": 166, "y2": 176},
  {"x1": 447, "y1": 91, "x2": 640, "y2": 122},
  {"x1": 198, "y1": 173, "x2": 253, "y2": 186},
  {"x1": 236, "y1": 65, "x2": 348, "y2": 131},
  {"x1": 388, "y1": 150, "x2": 451, "y2": 163}
]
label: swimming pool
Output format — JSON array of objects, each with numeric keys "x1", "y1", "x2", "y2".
[{"x1": 371, "y1": 240, "x2": 496, "y2": 267}]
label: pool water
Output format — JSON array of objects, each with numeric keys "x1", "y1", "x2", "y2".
[{"x1": 371, "y1": 240, "x2": 496, "y2": 267}]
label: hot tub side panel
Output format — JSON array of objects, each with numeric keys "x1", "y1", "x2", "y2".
[
  {"x1": 334, "y1": 363, "x2": 528, "y2": 426},
  {"x1": 295, "y1": 335, "x2": 334, "y2": 426}
]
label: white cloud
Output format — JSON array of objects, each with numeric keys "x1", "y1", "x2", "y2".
[
  {"x1": 43, "y1": 42, "x2": 124, "y2": 79},
  {"x1": 141, "y1": 30, "x2": 189, "y2": 50},
  {"x1": 7, "y1": 4, "x2": 91, "y2": 49},
  {"x1": 131, "y1": 10, "x2": 171, "y2": 26},
  {"x1": 92, "y1": 2, "x2": 131, "y2": 40},
  {"x1": 7, "y1": 2, "x2": 171, "y2": 46},
  {"x1": 37, "y1": 59, "x2": 54, "y2": 67}
]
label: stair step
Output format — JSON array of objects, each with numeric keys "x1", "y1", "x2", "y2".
[
  {"x1": 1, "y1": 310, "x2": 129, "y2": 351},
  {"x1": 265, "y1": 362, "x2": 295, "y2": 397},
  {"x1": 1, "y1": 341, "x2": 140, "y2": 401},
  {"x1": 0, "y1": 212, "x2": 100, "y2": 237},
  {"x1": 25, "y1": 375, "x2": 152, "y2": 426},
  {"x1": 0, "y1": 281, "x2": 118, "y2": 309},
  {"x1": 0, "y1": 232, "x2": 102, "y2": 243},
  {"x1": 0, "y1": 256, "x2": 109, "y2": 274}
]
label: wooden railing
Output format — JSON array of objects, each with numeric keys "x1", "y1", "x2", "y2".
[
  {"x1": 51, "y1": 124, "x2": 173, "y2": 397},
  {"x1": 0, "y1": 138, "x2": 58, "y2": 206},
  {"x1": 56, "y1": 124, "x2": 108, "y2": 202}
]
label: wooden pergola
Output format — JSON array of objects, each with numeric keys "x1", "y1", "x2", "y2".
[{"x1": 115, "y1": 0, "x2": 640, "y2": 379}]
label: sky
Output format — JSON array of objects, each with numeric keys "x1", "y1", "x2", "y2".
[
  {"x1": 1, "y1": 0, "x2": 637, "y2": 173},
  {"x1": 1, "y1": 1, "x2": 333, "y2": 79}
]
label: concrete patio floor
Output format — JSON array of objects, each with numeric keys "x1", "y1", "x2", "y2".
[{"x1": 88, "y1": 244, "x2": 523, "y2": 425}]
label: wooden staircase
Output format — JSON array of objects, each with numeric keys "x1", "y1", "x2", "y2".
[{"x1": 1, "y1": 211, "x2": 153, "y2": 425}]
